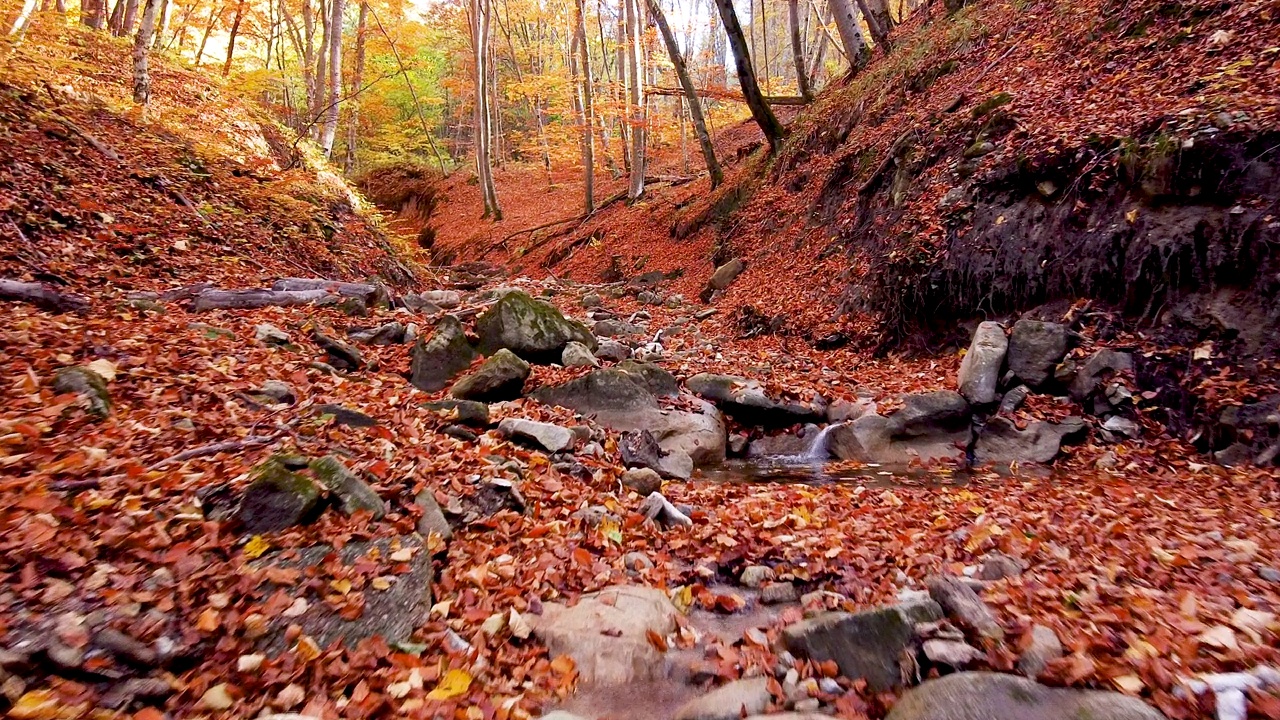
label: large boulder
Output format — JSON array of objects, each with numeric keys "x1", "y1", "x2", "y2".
[
  {"x1": 1008, "y1": 320, "x2": 1068, "y2": 388},
  {"x1": 887, "y1": 391, "x2": 970, "y2": 437},
  {"x1": 236, "y1": 455, "x2": 322, "y2": 533},
  {"x1": 1067, "y1": 349, "x2": 1133, "y2": 402},
  {"x1": 475, "y1": 291, "x2": 596, "y2": 362},
  {"x1": 533, "y1": 586, "x2": 680, "y2": 686},
  {"x1": 409, "y1": 316, "x2": 479, "y2": 392},
  {"x1": 253, "y1": 535, "x2": 432, "y2": 654},
  {"x1": 449, "y1": 349, "x2": 531, "y2": 401},
  {"x1": 973, "y1": 417, "x2": 1087, "y2": 464},
  {"x1": 956, "y1": 322, "x2": 1007, "y2": 405},
  {"x1": 532, "y1": 368, "x2": 658, "y2": 415},
  {"x1": 884, "y1": 672, "x2": 1166, "y2": 720},
  {"x1": 562, "y1": 341, "x2": 599, "y2": 368},
  {"x1": 780, "y1": 599, "x2": 943, "y2": 692},
  {"x1": 828, "y1": 392, "x2": 971, "y2": 465},
  {"x1": 674, "y1": 677, "x2": 771, "y2": 720},
  {"x1": 685, "y1": 373, "x2": 826, "y2": 427},
  {"x1": 747, "y1": 426, "x2": 820, "y2": 457},
  {"x1": 616, "y1": 360, "x2": 680, "y2": 397}
]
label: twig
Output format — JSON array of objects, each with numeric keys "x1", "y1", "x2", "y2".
[
  {"x1": 147, "y1": 429, "x2": 288, "y2": 470},
  {"x1": 858, "y1": 130, "x2": 916, "y2": 194}
]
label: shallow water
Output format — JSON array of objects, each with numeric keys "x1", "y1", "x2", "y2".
[{"x1": 696, "y1": 455, "x2": 986, "y2": 485}]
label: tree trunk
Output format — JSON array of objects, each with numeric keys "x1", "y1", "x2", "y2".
[
  {"x1": 645, "y1": 0, "x2": 722, "y2": 187},
  {"x1": 8, "y1": 0, "x2": 39, "y2": 35},
  {"x1": 132, "y1": 0, "x2": 162, "y2": 105},
  {"x1": 120, "y1": 0, "x2": 139, "y2": 34},
  {"x1": 713, "y1": 0, "x2": 785, "y2": 152},
  {"x1": 828, "y1": 0, "x2": 869, "y2": 69},
  {"x1": 81, "y1": 0, "x2": 105, "y2": 28},
  {"x1": 194, "y1": 4, "x2": 217, "y2": 64},
  {"x1": 624, "y1": 0, "x2": 645, "y2": 201},
  {"x1": 615, "y1": 7, "x2": 630, "y2": 175},
  {"x1": 301, "y1": 0, "x2": 316, "y2": 125},
  {"x1": 571, "y1": 0, "x2": 594, "y2": 213},
  {"x1": 313, "y1": 0, "x2": 329, "y2": 131},
  {"x1": 318, "y1": 0, "x2": 344, "y2": 156},
  {"x1": 343, "y1": 0, "x2": 367, "y2": 173},
  {"x1": 855, "y1": 0, "x2": 891, "y2": 49},
  {"x1": 108, "y1": 0, "x2": 124, "y2": 34},
  {"x1": 787, "y1": 0, "x2": 812, "y2": 100},
  {"x1": 149, "y1": 0, "x2": 167, "y2": 47},
  {"x1": 806, "y1": 0, "x2": 831, "y2": 82},
  {"x1": 221, "y1": 0, "x2": 246, "y2": 76},
  {"x1": 473, "y1": 0, "x2": 501, "y2": 219},
  {"x1": 707, "y1": 0, "x2": 727, "y2": 88}
]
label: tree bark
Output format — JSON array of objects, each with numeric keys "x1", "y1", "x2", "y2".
[
  {"x1": 343, "y1": 0, "x2": 367, "y2": 173},
  {"x1": 301, "y1": 0, "x2": 316, "y2": 124},
  {"x1": 313, "y1": 0, "x2": 329, "y2": 131},
  {"x1": 148, "y1": 0, "x2": 166, "y2": 46},
  {"x1": 787, "y1": 0, "x2": 812, "y2": 100},
  {"x1": 645, "y1": 0, "x2": 722, "y2": 187},
  {"x1": 571, "y1": 0, "x2": 595, "y2": 213},
  {"x1": 855, "y1": 0, "x2": 891, "y2": 49},
  {"x1": 221, "y1": 0, "x2": 246, "y2": 76},
  {"x1": 828, "y1": 0, "x2": 869, "y2": 70},
  {"x1": 318, "y1": 0, "x2": 345, "y2": 156},
  {"x1": 131, "y1": 0, "x2": 162, "y2": 104},
  {"x1": 624, "y1": 0, "x2": 645, "y2": 201},
  {"x1": 108, "y1": 0, "x2": 124, "y2": 34},
  {"x1": 472, "y1": 0, "x2": 501, "y2": 219},
  {"x1": 81, "y1": 0, "x2": 106, "y2": 28},
  {"x1": 712, "y1": 0, "x2": 785, "y2": 152},
  {"x1": 806, "y1": 0, "x2": 831, "y2": 81},
  {"x1": 8, "y1": 0, "x2": 39, "y2": 35}
]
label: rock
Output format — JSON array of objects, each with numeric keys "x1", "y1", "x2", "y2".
[
  {"x1": 922, "y1": 639, "x2": 984, "y2": 668},
  {"x1": 729, "y1": 433, "x2": 750, "y2": 455},
  {"x1": 595, "y1": 339, "x2": 630, "y2": 361},
  {"x1": 620, "y1": 429, "x2": 664, "y2": 471},
  {"x1": 1008, "y1": 320, "x2": 1068, "y2": 387},
  {"x1": 533, "y1": 586, "x2": 680, "y2": 685},
  {"x1": 1068, "y1": 349, "x2": 1133, "y2": 402},
  {"x1": 314, "y1": 403, "x2": 377, "y2": 427},
  {"x1": 409, "y1": 316, "x2": 481, "y2": 392},
  {"x1": 540, "y1": 713, "x2": 590, "y2": 720},
  {"x1": 828, "y1": 397, "x2": 876, "y2": 423},
  {"x1": 309, "y1": 325, "x2": 362, "y2": 370},
  {"x1": 708, "y1": 258, "x2": 746, "y2": 291},
  {"x1": 562, "y1": 341, "x2": 599, "y2": 368},
  {"x1": 748, "y1": 426, "x2": 819, "y2": 457},
  {"x1": 977, "y1": 551, "x2": 1026, "y2": 581},
  {"x1": 402, "y1": 293, "x2": 442, "y2": 314},
  {"x1": 616, "y1": 360, "x2": 680, "y2": 396},
  {"x1": 255, "y1": 323, "x2": 291, "y2": 346},
  {"x1": 253, "y1": 380, "x2": 297, "y2": 405},
  {"x1": 884, "y1": 672, "x2": 1166, "y2": 720},
  {"x1": 957, "y1": 322, "x2": 1007, "y2": 405},
  {"x1": 337, "y1": 296, "x2": 368, "y2": 316},
  {"x1": 92, "y1": 627, "x2": 158, "y2": 667},
  {"x1": 926, "y1": 575, "x2": 1003, "y2": 640},
  {"x1": 404, "y1": 323, "x2": 420, "y2": 344},
  {"x1": 740, "y1": 565, "x2": 775, "y2": 588},
  {"x1": 973, "y1": 417, "x2": 1086, "y2": 464},
  {"x1": 422, "y1": 399, "x2": 490, "y2": 427},
  {"x1": 760, "y1": 582, "x2": 800, "y2": 605},
  {"x1": 781, "y1": 599, "x2": 943, "y2": 691},
  {"x1": 414, "y1": 490, "x2": 453, "y2": 541},
  {"x1": 236, "y1": 455, "x2": 322, "y2": 533},
  {"x1": 533, "y1": 368, "x2": 658, "y2": 415},
  {"x1": 348, "y1": 321, "x2": 407, "y2": 345},
  {"x1": 450, "y1": 349, "x2": 531, "y2": 401},
  {"x1": 443, "y1": 425, "x2": 478, "y2": 442},
  {"x1": 201, "y1": 683, "x2": 234, "y2": 710},
  {"x1": 636, "y1": 290, "x2": 662, "y2": 305},
  {"x1": 674, "y1": 676, "x2": 771, "y2": 720},
  {"x1": 593, "y1": 318, "x2": 642, "y2": 337},
  {"x1": 640, "y1": 491, "x2": 693, "y2": 527},
  {"x1": 657, "y1": 449, "x2": 695, "y2": 480},
  {"x1": 621, "y1": 467, "x2": 662, "y2": 495},
  {"x1": 623, "y1": 552, "x2": 654, "y2": 571},
  {"x1": 581, "y1": 292, "x2": 603, "y2": 308},
  {"x1": 475, "y1": 291, "x2": 596, "y2": 362},
  {"x1": 1017, "y1": 625, "x2": 1063, "y2": 678},
  {"x1": 829, "y1": 395, "x2": 971, "y2": 465},
  {"x1": 686, "y1": 373, "x2": 826, "y2": 427},
  {"x1": 498, "y1": 418, "x2": 575, "y2": 453},
  {"x1": 52, "y1": 367, "x2": 111, "y2": 419},
  {"x1": 309, "y1": 456, "x2": 386, "y2": 519},
  {"x1": 888, "y1": 391, "x2": 971, "y2": 437},
  {"x1": 254, "y1": 535, "x2": 432, "y2": 653},
  {"x1": 997, "y1": 385, "x2": 1030, "y2": 415},
  {"x1": 420, "y1": 289, "x2": 462, "y2": 308},
  {"x1": 1102, "y1": 415, "x2": 1141, "y2": 439}
]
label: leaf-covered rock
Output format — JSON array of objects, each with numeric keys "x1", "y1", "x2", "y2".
[
  {"x1": 474, "y1": 290, "x2": 596, "y2": 362},
  {"x1": 409, "y1": 315, "x2": 480, "y2": 392}
]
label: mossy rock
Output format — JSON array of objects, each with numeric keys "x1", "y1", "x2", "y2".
[
  {"x1": 236, "y1": 454, "x2": 322, "y2": 533},
  {"x1": 309, "y1": 455, "x2": 386, "y2": 519},
  {"x1": 449, "y1": 349, "x2": 531, "y2": 402},
  {"x1": 409, "y1": 315, "x2": 479, "y2": 392},
  {"x1": 474, "y1": 291, "x2": 597, "y2": 363},
  {"x1": 971, "y1": 91, "x2": 1013, "y2": 118},
  {"x1": 53, "y1": 366, "x2": 111, "y2": 419}
]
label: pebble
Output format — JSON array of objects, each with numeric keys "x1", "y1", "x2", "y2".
[
  {"x1": 1258, "y1": 567, "x2": 1280, "y2": 583},
  {"x1": 739, "y1": 565, "x2": 775, "y2": 588},
  {"x1": 760, "y1": 582, "x2": 800, "y2": 605}
]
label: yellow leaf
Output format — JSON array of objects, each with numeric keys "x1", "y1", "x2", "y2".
[
  {"x1": 371, "y1": 577, "x2": 392, "y2": 591},
  {"x1": 8, "y1": 690, "x2": 60, "y2": 720},
  {"x1": 1125, "y1": 207, "x2": 1140, "y2": 224},
  {"x1": 671, "y1": 585, "x2": 694, "y2": 613},
  {"x1": 330, "y1": 579, "x2": 352, "y2": 595},
  {"x1": 243, "y1": 535, "x2": 270, "y2": 559},
  {"x1": 599, "y1": 516, "x2": 622, "y2": 545},
  {"x1": 426, "y1": 668, "x2": 473, "y2": 700},
  {"x1": 1260, "y1": 508, "x2": 1274, "y2": 519}
]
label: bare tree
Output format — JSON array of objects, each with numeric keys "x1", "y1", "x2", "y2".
[
  {"x1": 787, "y1": 0, "x2": 812, "y2": 99},
  {"x1": 828, "y1": 0, "x2": 869, "y2": 69},
  {"x1": 8, "y1": 0, "x2": 39, "y2": 35},
  {"x1": 472, "y1": 0, "x2": 501, "y2": 218},
  {"x1": 194, "y1": 3, "x2": 220, "y2": 65},
  {"x1": 855, "y1": 0, "x2": 891, "y2": 49},
  {"x1": 570, "y1": 0, "x2": 595, "y2": 212},
  {"x1": 343, "y1": 0, "x2": 368, "y2": 173},
  {"x1": 645, "y1": 0, "x2": 722, "y2": 187},
  {"x1": 713, "y1": 0, "x2": 785, "y2": 152},
  {"x1": 132, "y1": 0, "x2": 163, "y2": 105},
  {"x1": 221, "y1": 0, "x2": 247, "y2": 76},
  {"x1": 623, "y1": 0, "x2": 645, "y2": 200},
  {"x1": 81, "y1": 0, "x2": 107, "y2": 28},
  {"x1": 318, "y1": 0, "x2": 345, "y2": 156}
]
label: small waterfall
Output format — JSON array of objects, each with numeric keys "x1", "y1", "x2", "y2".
[{"x1": 801, "y1": 423, "x2": 846, "y2": 461}]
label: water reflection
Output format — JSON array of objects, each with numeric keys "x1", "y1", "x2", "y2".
[{"x1": 697, "y1": 456, "x2": 1038, "y2": 485}]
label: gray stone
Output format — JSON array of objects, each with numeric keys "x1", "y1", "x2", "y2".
[
  {"x1": 348, "y1": 321, "x2": 407, "y2": 345},
  {"x1": 760, "y1": 582, "x2": 800, "y2": 605},
  {"x1": 1016, "y1": 625, "x2": 1063, "y2": 678},
  {"x1": 498, "y1": 418, "x2": 575, "y2": 453},
  {"x1": 616, "y1": 360, "x2": 679, "y2": 396},
  {"x1": 740, "y1": 565, "x2": 776, "y2": 588},
  {"x1": 885, "y1": 672, "x2": 1165, "y2": 720},
  {"x1": 401, "y1": 293, "x2": 442, "y2": 314},
  {"x1": 674, "y1": 676, "x2": 771, "y2": 720},
  {"x1": 1008, "y1": 320, "x2": 1068, "y2": 387},
  {"x1": 1103, "y1": 415, "x2": 1141, "y2": 439},
  {"x1": 581, "y1": 292, "x2": 603, "y2": 308},
  {"x1": 977, "y1": 551, "x2": 1026, "y2": 581},
  {"x1": 595, "y1": 339, "x2": 630, "y2": 361},
  {"x1": 421, "y1": 399, "x2": 490, "y2": 426},
  {"x1": 780, "y1": 599, "x2": 943, "y2": 692},
  {"x1": 620, "y1": 430, "x2": 664, "y2": 472},
  {"x1": 708, "y1": 258, "x2": 746, "y2": 291},
  {"x1": 623, "y1": 552, "x2": 654, "y2": 571},
  {"x1": 475, "y1": 291, "x2": 596, "y2": 362},
  {"x1": 409, "y1": 316, "x2": 480, "y2": 392},
  {"x1": 997, "y1": 385, "x2": 1030, "y2": 415},
  {"x1": 686, "y1": 373, "x2": 826, "y2": 427},
  {"x1": 593, "y1": 319, "x2": 642, "y2": 337},
  {"x1": 973, "y1": 417, "x2": 1086, "y2": 464},
  {"x1": 957, "y1": 322, "x2": 1007, "y2": 405},
  {"x1": 450, "y1": 349, "x2": 531, "y2": 402},
  {"x1": 53, "y1": 366, "x2": 112, "y2": 419},
  {"x1": 562, "y1": 341, "x2": 599, "y2": 368},
  {"x1": 421, "y1": 290, "x2": 462, "y2": 309},
  {"x1": 828, "y1": 397, "x2": 876, "y2": 423},
  {"x1": 532, "y1": 368, "x2": 659, "y2": 415},
  {"x1": 636, "y1": 290, "x2": 662, "y2": 305},
  {"x1": 621, "y1": 467, "x2": 663, "y2": 495},
  {"x1": 253, "y1": 380, "x2": 296, "y2": 405},
  {"x1": 309, "y1": 456, "x2": 386, "y2": 519},
  {"x1": 236, "y1": 455, "x2": 322, "y2": 533},
  {"x1": 887, "y1": 391, "x2": 971, "y2": 437},
  {"x1": 254, "y1": 535, "x2": 432, "y2": 653},
  {"x1": 314, "y1": 403, "x2": 376, "y2": 427},
  {"x1": 414, "y1": 489, "x2": 452, "y2": 541},
  {"x1": 828, "y1": 412, "x2": 969, "y2": 465},
  {"x1": 1258, "y1": 566, "x2": 1280, "y2": 582},
  {"x1": 310, "y1": 325, "x2": 362, "y2": 370},
  {"x1": 533, "y1": 586, "x2": 680, "y2": 686},
  {"x1": 254, "y1": 323, "x2": 291, "y2": 346},
  {"x1": 748, "y1": 426, "x2": 819, "y2": 457},
  {"x1": 1068, "y1": 349, "x2": 1133, "y2": 402},
  {"x1": 729, "y1": 433, "x2": 750, "y2": 455}
]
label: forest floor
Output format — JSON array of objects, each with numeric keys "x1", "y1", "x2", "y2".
[{"x1": 3, "y1": 8, "x2": 1280, "y2": 720}]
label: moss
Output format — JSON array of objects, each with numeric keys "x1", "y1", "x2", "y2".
[
  {"x1": 251, "y1": 455, "x2": 321, "y2": 502},
  {"x1": 972, "y1": 91, "x2": 1014, "y2": 118},
  {"x1": 53, "y1": 367, "x2": 111, "y2": 419}
]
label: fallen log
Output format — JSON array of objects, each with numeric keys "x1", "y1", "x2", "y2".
[
  {"x1": 645, "y1": 85, "x2": 809, "y2": 106},
  {"x1": 0, "y1": 278, "x2": 90, "y2": 313},
  {"x1": 926, "y1": 575, "x2": 1005, "y2": 641},
  {"x1": 190, "y1": 288, "x2": 337, "y2": 312},
  {"x1": 272, "y1": 277, "x2": 393, "y2": 307}
]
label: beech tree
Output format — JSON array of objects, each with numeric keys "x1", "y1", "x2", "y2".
[
  {"x1": 645, "y1": 0, "x2": 722, "y2": 187},
  {"x1": 132, "y1": 0, "x2": 163, "y2": 103},
  {"x1": 472, "y1": 0, "x2": 501, "y2": 218},
  {"x1": 318, "y1": 0, "x2": 345, "y2": 155},
  {"x1": 828, "y1": 0, "x2": 869, "y2": 69},
  {"x1": 623, "y1": 0, "x2": 645, "y2": 201},
  {"x1": 571, "y1": 0, "x2": 595, "y2": 212},
  {"x1": 787, "y1": 0, "x2": 812, "y2": 100},
  {"x1": 713, "y1": 0, "x2": 785, "y2": 152}
]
